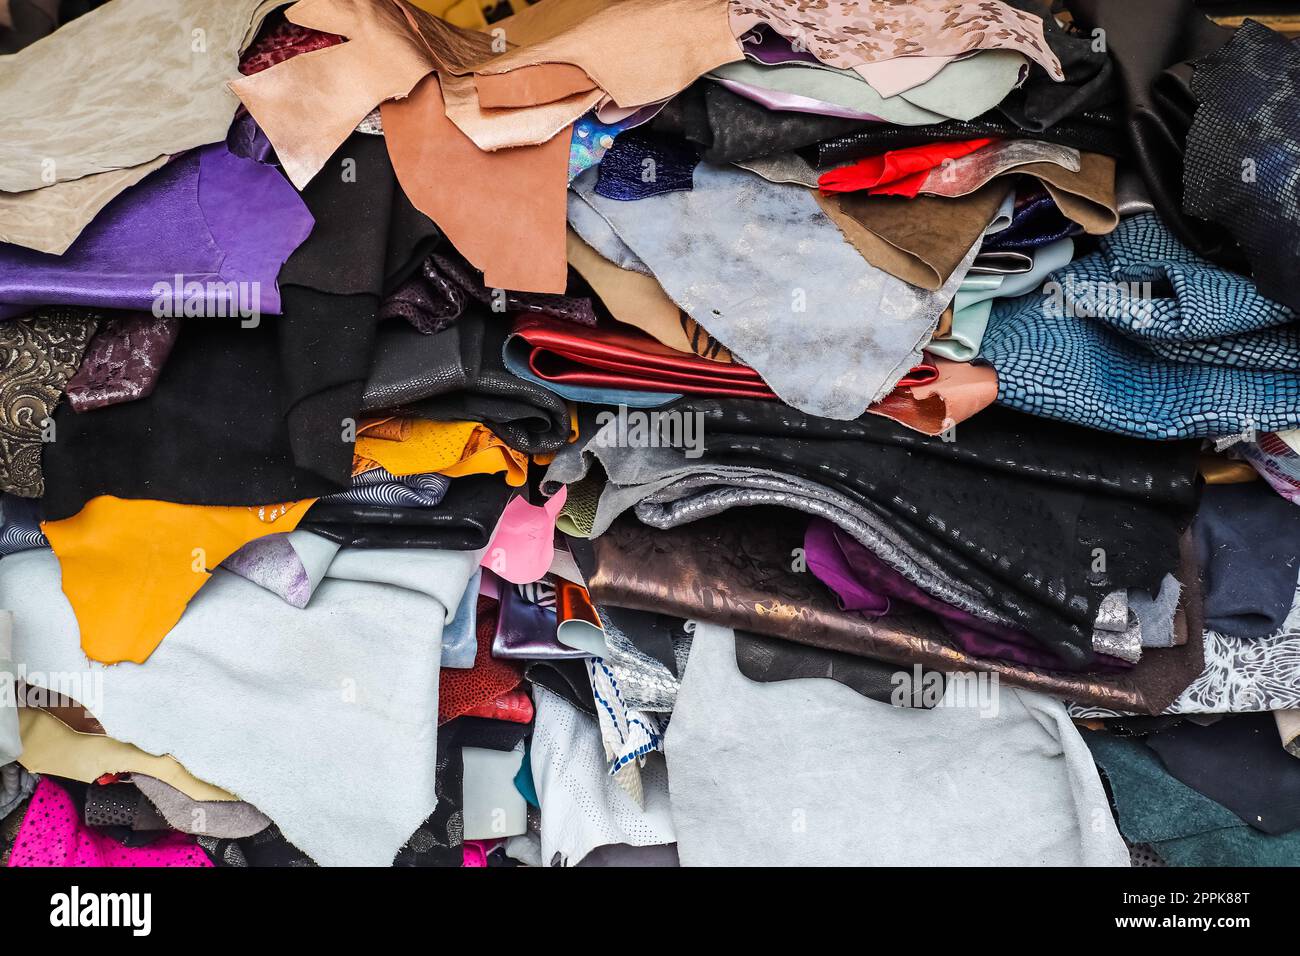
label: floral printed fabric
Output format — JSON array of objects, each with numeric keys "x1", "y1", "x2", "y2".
[
  {"x1": 0, "y1": 308, "x2": 99, "y2": 497},
  {"x1": 728, "y1": 0, "x2": 1063, "y2": 81}
]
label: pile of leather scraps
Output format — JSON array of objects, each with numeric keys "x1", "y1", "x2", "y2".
[{"x1": 2, "y1": 0, "x2": 1299, "y2": 869}]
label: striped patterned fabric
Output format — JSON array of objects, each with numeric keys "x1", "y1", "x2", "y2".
[
  {"x1": 323, "y1": 468, "x2": 451, "y2": 508},
  {"x1": 515, "y1": 580, "x2": 557, "y2": 608},
  {"x1": 0, "y1": 494, "x2": 47, "y2": 556}
]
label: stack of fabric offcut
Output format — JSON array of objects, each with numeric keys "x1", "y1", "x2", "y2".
[{"x1": 2, "y1": 0, "x2": 1300, "y2": 869}]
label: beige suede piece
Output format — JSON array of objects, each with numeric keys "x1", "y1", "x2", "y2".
[
  {"x1": 477, "y1": 0, "x2": 743, "y2": 108},
  {"x1": 0, "y1": 0, "x2": 281, "y2": 193},
  {"x1": 0, "y1": 156, "x2": 168, "y2": 256},
  {"x1": 443, "y1": 69, "x2": 602, "y2": 151},
  {"x1": 474, "y1": 61, "x2": 596, "y2": 107},
  {"x1": 18, "y1": 706, "x2": 239, "y2": 802},
  {"x1": 231, "y1": 0, "x2": 495, "y2": 188}
]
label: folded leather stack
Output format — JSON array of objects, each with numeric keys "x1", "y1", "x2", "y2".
[{"x1": 1, "y1": 0, "x2": 1298, "y2": 873}]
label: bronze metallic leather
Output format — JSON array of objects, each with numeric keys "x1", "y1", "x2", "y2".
[{"x1": 557, "y1": 578, "x2": 602, "y2": 630}]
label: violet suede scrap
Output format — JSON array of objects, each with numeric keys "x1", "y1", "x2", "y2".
[
  {"x1": 0, "y1": 144, "x2": 312, "y2": 317},
  {"x1": 803, "y1": 519, "x2": 890, "y2": 617},
  {"x1": 226, "y1": 109, "x2": 277, "y2": 165}
]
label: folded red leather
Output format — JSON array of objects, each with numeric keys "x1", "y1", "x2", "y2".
[{"x1": 512, "y1": 314, "x2": 936, "y2": 399}]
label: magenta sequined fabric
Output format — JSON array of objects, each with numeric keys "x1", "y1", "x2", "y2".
[{"x1": 8, "y1": 779, "x2": 213, "y2": 868}]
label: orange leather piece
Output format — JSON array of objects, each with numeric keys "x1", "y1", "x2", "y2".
[
  {"x1": 381, "y1": 71, "x2": 569, "y2": 293},
  {"x1": 42, "y1": 496, "x2": 315, "y2": 665}
]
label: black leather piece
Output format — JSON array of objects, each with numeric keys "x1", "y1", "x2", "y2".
[
  {"x1": 970, "y1": 251, "x2": 1036, "y2": 274},
  {"x1": 565, "y1": 533, "x2": 599, "y2": 583},
  {"x1": 651, "y1": 80, "x2": 870, "y2": 164},
  {"x1": 1067, "y1": 0, "x2": 1244, "y2": 268},
  {"x1": 301, "y1": 524, "x2": 495, "y2": 549},
  {"x1": 43, "y1": 317, "x2": 349, "y2": 520},
  {"x1": 301, "y1": 474, "x2": 511, "y2": 550},
  {"x1": 275, "y1": 288, "x2": 373, "y2": 487},
  {"x1": 275, "y1": 134, "x2": 442, "y2": 485},
  {"x1": 41, "y1": 135, "x2": 445, "y2": 516},
  {"x1": 807, "y1": 105, "x2": 1128, "y2": 167},
  {"x1": 442, "y1": 715, "x2": 532, "y2": 753},
  {"x1": 362, "y1": 322, "x2": 465, "y2": 411},
  {"x1": 279, "y1": 135, "x2": 439, "y2": 297},
  {"x1": 657, "y1": 399, "x2": 1200, "y2": 665},
  {"x1": 1184, "y1": 20, "x2": 1300, "y2": 311},
  {"x1": 734, "y1": 629, "x2": 943, "y2": 706},
  {"x1": 363, "y1": 310, "x2": 570, "y2": 454},
  {"x1": 1147, "y1": 713, "x2": 1300, "y2": 835},
  {"x1": 671, "y1": 400, "x2": 1199, "y2": 506},
  {"x1": 999, "y1": 0, "x2": 1121, "y2": 132},
  {"x1": 83, "y1": 781, "x2": 169, "y2": 832},
  {"x1": 525, "y1": 658, "x2": 597, "y2": 717}
]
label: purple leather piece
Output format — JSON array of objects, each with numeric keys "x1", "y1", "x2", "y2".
[
  {"x1": 805, "y1": 518, "x2": 1132, "y2": 672},
  {"x1": 738, "y1": 24, "x2": 822, "y2": 66},
  {"x1": 798, "y1": 522, "x2": 891, "y2": 617},
  {"x1": 492, "y1": 584, "x2": 587, "y2": 661},
  {"x1": 377, "y1": 268, "x2": 464, "y2": 335},
  {"x1": 0, "y1": 143, "x2": 313, "y2": 316},
  {"x1": 226, "y1": 110, "x2": 278, "y2": 165},
  {"x1": 63, "y1": 312, "x2": 180, "y2": 413},
  {"x1": 221, "y1": 533, "x2": 318, "y2": 609}
]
